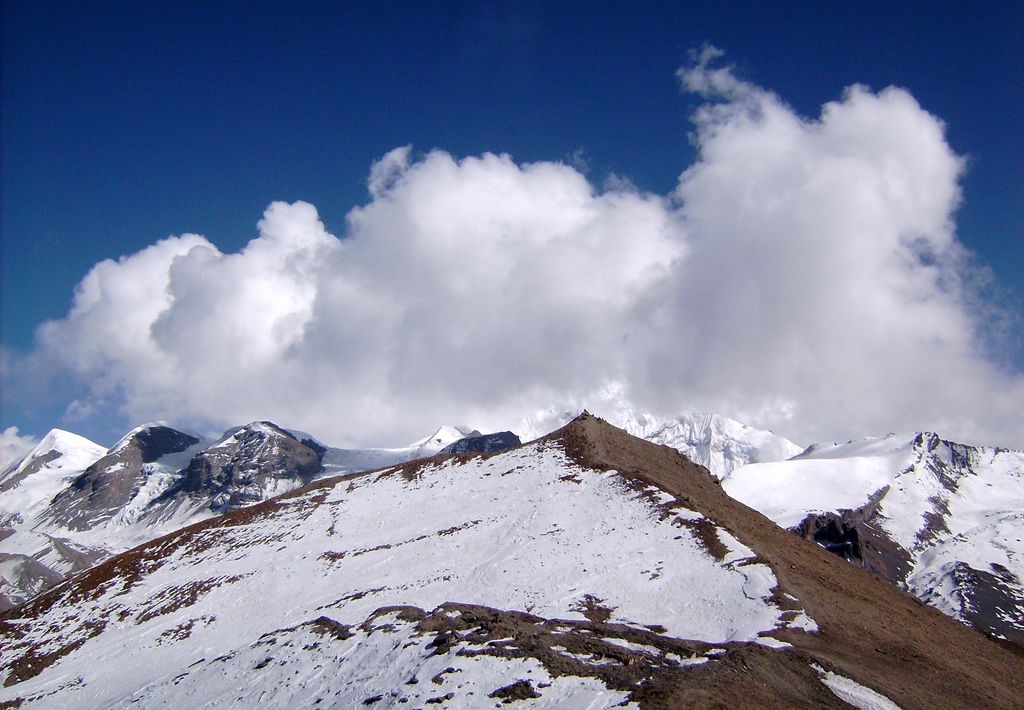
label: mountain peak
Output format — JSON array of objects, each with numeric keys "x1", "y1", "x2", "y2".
[
  {"x1": 45, "y1": 424, "x2": 201, "y2": 531},
  {"x1": 0, "y1": 429, "x2": 106, "y2": 495},
  {"x1": 521, "y1": 405, "x2": 802, "y2": 478},
  {"x1": 29, "y1": 429, "x2": 104, "y2": 460},
  {"x1": 409, "y1": 424, "x2": 478, "y2": 454},
  {"x1": 164, "y1": 420, "x2": 323, "y2": 513}
]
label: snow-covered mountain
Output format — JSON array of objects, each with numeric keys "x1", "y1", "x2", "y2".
[
  {"x1": 0, "y1": 421, "x2": 490, "y2": 614},
  {"x1": 149, "y1": 421, "x2": 323, "y2": 516},
  {"x1": 722, "y1": 432, "x2": 1024, "y2": 646},
  {"x1": 520, "y1": 406, "x2": 803, "y2": 479},
  {"x1": 4, "y1": 404, "x2": 1024, "y2": 700},
  {"x1": 2, "y1": 414, "x2": 1020, "y2": 708},
  {"x1": 0, "y1": 429, "x2": 109, "y2": 611},
  {"x1": 44, "y1": 424, "x2": 205, "y2": 530}
]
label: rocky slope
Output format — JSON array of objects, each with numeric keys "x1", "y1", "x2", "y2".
[
  {"x1": 722, "y1": 432, "x2": 1024, "y2": 647},
  {"x1": 1, "y1": 415, "x2": 1021, "y2": 708},
  {"x1": 45, "y1": 425, "x2": 202, "y2": 530}
]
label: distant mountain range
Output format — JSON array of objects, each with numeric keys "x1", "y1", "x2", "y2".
[
  {"x1": 0, "y1": 420, "x2": 489, "y2": 612},
  {"x1": 0, "y1": 409, "x2": 1021, "y2": 707}
]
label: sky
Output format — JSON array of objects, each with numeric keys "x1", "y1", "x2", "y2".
[{"x1": 2, "y1": 1, "x2": 1022, "y2": 452}]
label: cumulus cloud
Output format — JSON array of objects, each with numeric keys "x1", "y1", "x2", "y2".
[
  {"x1": 639, "y1": 49, "x2": 1024, "y2": 444},
  {"x1": 0, "y1": 426, "x2": 37, "y2": 471},
  {"x1": 8, "y1": 50, "x2": 1023, "y2": 448}
]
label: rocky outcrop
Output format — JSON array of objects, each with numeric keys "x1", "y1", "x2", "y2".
[
  {"x1": 723, "y1": 427, "x2": 1024, "y2": 648},
  {"x1": 166, "y1": 421, "x2": 323, "y2": 513},
  {"x1": 439, "y1": 431, "x2": 521, "y2": 455},
  {"x1": 792, "y1": 487, "x2": 912, "y2": 585}
]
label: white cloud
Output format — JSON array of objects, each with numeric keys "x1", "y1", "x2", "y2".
[
  {"x1": 9, "y1": 51, "x2": 1024, "y2": 449},
  {"x1": 637, "y1": 53, "x2": 1024, "y2": 445},
  {"x1": 0, "y1": 426, "x2": 37, "y2": 471}
]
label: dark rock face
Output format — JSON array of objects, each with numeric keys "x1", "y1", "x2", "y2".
[
  {"x1": 47, "y1": 426, "x2": 199, "y2": 531},
  {"x1": 298, "y1": 437, "x2": 328, "y2": 459},
  {"x1": 919, "y1": 561, "x2": 1024, "y2": 648},
  {"x1": 439, "y1": 432, "x2": 522, "y2": 456},
  {"x1": 133, "y1": 427, "x2": 201, "y2": 464},
  {"x1": 172, "y1": 422, "x2": 323, "y2": 513},
  {"x1": 793, "y1": 487, "x2": 912, "y2": 585}
]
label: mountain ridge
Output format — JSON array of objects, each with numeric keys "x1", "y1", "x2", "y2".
[{"x1": 1, "y1": 413, "x2": 1021, "y2": 708}]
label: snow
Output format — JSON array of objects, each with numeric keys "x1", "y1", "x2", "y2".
[
  {"x1": 0, "y1": 418, "x2": 501, "y2": 616},
  {"x1": 722, "y1": 435, "x2": 917, "y2": 528},
  {"x1": 111, "y1": 453, "x2": 199, "y2": 527},
  {"x1": 753, "y1": 636, "x2": 791, "y2": 649},
  {"x1": 406, "y1": 424, "x2": 477, "y2": 455},
  {"x1": 319, "y1": 425, "x2": 477, "y2": 476},
  {"x1": 0, "y1": 441, "x2": 814, "y2": 707},
  {"x1": 0, "y1": 428, "x2": 212, "y2": 607},
  {"x1": 601, "y1": 638, "x2": 663, "y2": 655},
  {"x1": 665, "y1": 653, "x2": 709, "y2": 666},
  {"x1": 0, "y1": 430, "x2": 106, "y2": 539},
  {"x1": 107, "y1": 423, "x2": 154, "y2": 455},
  {"x1": 4, "y1": 429, "x2": 106, "y2": 480},
  {"x1": 108, "y1": 610, "x2": 636, "y2": 708},
  {"x1": 812, "y1": 664, "x2": 901, "y2": 710},
  {"x1": 787, "y1": 612, "x2": 819, "y2": 633}
]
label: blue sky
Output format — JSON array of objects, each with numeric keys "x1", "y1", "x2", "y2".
[{"x1": 2, "y1": 1, "x2": 1023, "y2": 447}]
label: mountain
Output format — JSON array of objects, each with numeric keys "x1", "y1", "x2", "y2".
[
  {"x1": 722, "y1": 432, "x2": 1024, "y2": 647},
  {"x1": 152, "y1": 421, "x2": 323, "y2": 515},
  {"x1": 0, "y1": 430, "x2": 108, "y2": 611},
  {"x1": 0, "y1": 421, "x2": 482, "y2": 614},
  {"x1": 45, "y1": 424, "x2": 203, "y2": 530},
  {"x1": 1, "y1": 414, "x2": 1021, "y2": 708},
  {"x1": 520, "y1": 406, "x2": 803, "y2": 478},
  {"x1": 438, "y1": 431, "x2": 521, "y2": 455},
  {"x1": 318, "y1": 424, "x2": 477, "y2": 475}
]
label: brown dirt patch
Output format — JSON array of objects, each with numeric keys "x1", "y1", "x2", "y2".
[{"x1": 489, "y1": 679, "x2": 541, "y2": 702}]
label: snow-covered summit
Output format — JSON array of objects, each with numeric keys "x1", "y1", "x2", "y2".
[
  {"x1": 159, "y1": 420, "x2": 323, "y2": 514},
  {"x1": 408, "y1": 424, "x2": 479, "y2": 455},
  {"x1": 0, "y1": 429, "x2": 106, "y2": 508},
  {"x1": 0, "y1": 418, "x2": 498, "y2": 613},
  {"x1": 0, "y1": 430, "x2": 109, "y2": 611},
  {"x1": 1, "y1": 429, "x2": 106, "y2": 481}
]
